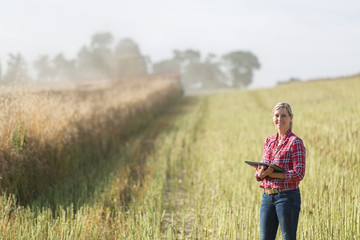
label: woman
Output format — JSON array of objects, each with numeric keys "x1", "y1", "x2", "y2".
[{"x1": 255, "y1": 102, "x2": 306, "y2": 240}]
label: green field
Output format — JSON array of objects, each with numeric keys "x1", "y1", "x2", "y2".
[{"x1": 1, "y1": 76, "x2": 359, "y2": 239}]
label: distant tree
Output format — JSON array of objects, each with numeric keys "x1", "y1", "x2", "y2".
[
  {"x1": 173, "y1": 49, "x2": 201, "y2": 67},
  {"x1": 90, "y1": 32, "x2": 114, "y2": 76},
  {"x1": 33, "y1": 55, "x2": 54, "y2": 82},
  {"x1": 114, "y1": 38, "x2": 147, "y2": 80},
  {"x1": 77, "y1": 46, "x2": 93, "y2": 78},
  {"x1": 3, "y1": 53, "x2": 29, "y2": 84},
  {"x1": 199, "y1": 54, "x2": 227, "y2": 88},
  {"x1": 172, "y1": 49, "x2": 201, "y2": 88},
  {"x1": 76, "y1": 32, "x2": 114, "y2": 80},
  {"x1": 222, "y1": 51, "x2": 260, "y2": 88},
  {"x1": 153, "y1": 50, "x2": 227, "y2": 89},
  {"x1": 52, "y1": 54, "x2": 76, "y2": 81},
  {"x1": 182, "y1": 52, "x2": 227, "y2": 89},
  {"x1": 91, "y1": 32, "x2": 113, "y2": 49},
  {"x1": 33, "y1": 54, "x2": 76, "y2": 82},
  {"x1": 152, "y1": 59, "x2": 180, "y2": 75},
  {"x1": 152, "y1": 49, "x2": 193, "y2": 75}
]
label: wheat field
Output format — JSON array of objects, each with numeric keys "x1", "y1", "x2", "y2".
[
  {"x1": 0, "y1": 79, "x2": 182, "y2": 206},
  {"x1": 0, "y1": 75, "x2": 359, "y2": 239}
]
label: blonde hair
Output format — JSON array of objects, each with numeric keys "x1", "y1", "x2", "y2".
[{"x1": 273, "y1": 102, "x2": 293, "y2": 130}]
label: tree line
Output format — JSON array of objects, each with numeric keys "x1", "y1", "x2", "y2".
[{"x1": 0, "y1": 32, "x2": 261, "y2": 89}]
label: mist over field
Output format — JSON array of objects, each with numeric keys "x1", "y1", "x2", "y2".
[
  {"x1": 1, "y1": 0, "x2": 360, "y2": 88},
  {"x1": 0, "y1": 32, "x2": 262, "y2": 92}
]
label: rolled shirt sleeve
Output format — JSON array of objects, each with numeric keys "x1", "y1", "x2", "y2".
[{"x1": 283, "y1": 138, "x2": 306, "y2": 182}]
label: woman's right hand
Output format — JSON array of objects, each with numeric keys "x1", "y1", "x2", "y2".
[{"x1": 256, "y1": 165, "x2": 273, "y2": 179}]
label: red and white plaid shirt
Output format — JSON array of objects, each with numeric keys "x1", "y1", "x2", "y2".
[{"x1": 256, "y1": 129, "x2": 306, "y2": 189}]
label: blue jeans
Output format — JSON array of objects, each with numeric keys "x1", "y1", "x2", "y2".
[{"x1": 260, "y1": 189, "x2": 301, "y2": 240}]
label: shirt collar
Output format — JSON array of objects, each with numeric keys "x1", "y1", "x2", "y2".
[{"x1": 275, "y1": 128, "x2": 293, "y2": 143}]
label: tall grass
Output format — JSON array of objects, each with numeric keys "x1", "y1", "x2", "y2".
[
  {"x1": 0, "y1": 75, "x2": 359, "y2": 239},
  {"x1": 0, "y1": 79, "x2": 182, "y2": 207}
]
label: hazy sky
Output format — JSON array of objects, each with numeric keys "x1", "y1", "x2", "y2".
[{"x1": 1, "y1": 0, "x2": 360, "y2": 88}]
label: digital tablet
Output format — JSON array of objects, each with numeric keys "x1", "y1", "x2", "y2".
[{"x1": 244, "y1": 161, "x2": 285, "y2": 173}]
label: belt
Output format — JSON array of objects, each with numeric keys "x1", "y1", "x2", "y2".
[{"x1": 264, "y1": 188, "x2": 296, "y2": 195}]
